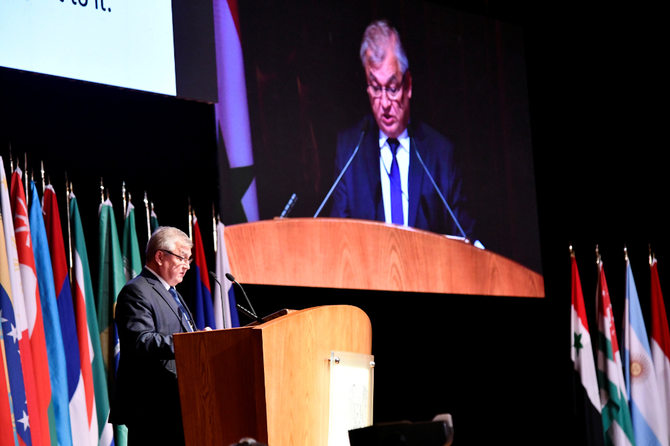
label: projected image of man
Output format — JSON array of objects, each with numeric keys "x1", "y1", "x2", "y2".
[{"x1": 330, "y1": 20, "x2": 474, "y2": 238}]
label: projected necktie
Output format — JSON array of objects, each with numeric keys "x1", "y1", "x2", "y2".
[
  {"x1": 169, "y1": 287, "x2": 194, "y2": 332},
  {"x1": 387, "y1": 138, "x2": 404, "y2": 225}
]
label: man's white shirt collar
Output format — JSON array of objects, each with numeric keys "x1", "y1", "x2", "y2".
[{"x1": 145, "y1": 266, "x2": 171, "y2": 290}]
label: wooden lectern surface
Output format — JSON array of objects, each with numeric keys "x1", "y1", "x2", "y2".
[
  {"x1": 224, "y1": 218, "x2": 544, "y2": 297},
  {"x1": 175, "y1": 305, "x2": 372, "y2": 446}
]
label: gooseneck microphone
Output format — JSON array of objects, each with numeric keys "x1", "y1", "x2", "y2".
[
  {"x1": 313, "y1": 118, "x2": 370, "y2": 217},
  {"x1": 408, "y1": 126, "x2": 468, "y2": 240},
  {"x1": 224, "y1": 273, "x2": 263, "y2": 324}
]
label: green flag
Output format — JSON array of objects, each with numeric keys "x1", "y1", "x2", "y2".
[
  {"x1": 97, "y1": 198, "x2": 128, "y2": 446},
  {"x1": 122, "y1": 201, "x2": 142, "y2": 281},
  {"x1": 70, "y1": 192, "x2": 115, "y2": 445},
  {"x1": 150, "y1": 206, "x2": 160, "y2": 234}
]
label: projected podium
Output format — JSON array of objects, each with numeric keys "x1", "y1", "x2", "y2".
[
  {"x1": 174, "y1": 305, "x2": 373, "y2": 446},
  {"x1": 224, "y1": 218, "x2": 544, "y2": 297}
]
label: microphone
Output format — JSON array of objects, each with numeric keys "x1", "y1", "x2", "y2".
[
  {"x1": 314, "y1": 118, "x2": 370, "y2": 217},
  {"x1": 224, "y1": 273, "x2": 263, "y2": 324},
  {"x1": 208, "y1": 271, "x2": 227, "y2": 329},
  {"x1": 408, "y1": 125, "x2": 468, "y2": 240},
  {"x1": 279, "y1": 193, "x2": 298, "y2": 218}
]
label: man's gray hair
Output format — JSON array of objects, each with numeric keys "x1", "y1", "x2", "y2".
[
  {"x1": 146, "y1": 226, "x2": 193, "y2": 260},
  {"x1": 359, "y1": 20, "x2": 409, "y2": 74}
]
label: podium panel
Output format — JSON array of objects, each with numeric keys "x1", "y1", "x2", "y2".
[{"x1": 174, "y1": 305, "x2": 372, "y2": 446}]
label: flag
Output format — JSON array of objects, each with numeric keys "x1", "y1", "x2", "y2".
[
  {"x1": 0, "y1": 324, "x2": 18, "y2": 446},
  {"x1": 213, "y1": 0, "x2": 259, "y2": 223},
  {"x1": 191, "y1": 214, "x2": 215, "y2": 330},
  {"x1": 623, "y1": 257, "x2": 668, "y2": 446},
  {"x1": 650, "y1": 257, "x2": 670, "y2": 444},
  {"x1": 213, "y1": 220, "x2": 239, "y2": 329},
  {"x1": 70, "y1": 192, "x2": 115, "y2": 446},
  {"x1": 96, "y1": 199, "x2": 127, "y2": 446},
  {"x1": 150, "y1": 206, "x2": 159, "y2": 234},
  {"x1": 122, "y1": 200, "x2": 141, "y2": 282},
  {"x1": 596, "y1": 259, "x2": 635, "y2": 446},
  {"x1": 0, "y1": 157, "x2": 33, "y2": 446},
  {"x1": 10, "y1": 168, "x2": 53, "y2": 446},
  {"x1": 29, "y1": 181, "x2": 73, "y2": 446},
  {"x1": 571, "y1": 254, "x2": 604, "y2": 445},
  {"x1": 42, "y1": 183, "x2": 89, "y2": 446}
]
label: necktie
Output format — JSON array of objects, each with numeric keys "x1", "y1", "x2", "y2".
[
  {"x1": 387, "y1": 138, "x2": 404, "y2": 225},
  {"x1": 169, "y1": 287, "x2": 194, "y2": 332}
]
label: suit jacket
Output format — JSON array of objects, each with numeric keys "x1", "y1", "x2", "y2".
[
  {"x1": 109, "y1": 267, "x2": 195, "y2": 426},
  {"x1": 330, "y1": 116, "x2": 474, "y2": 238}
]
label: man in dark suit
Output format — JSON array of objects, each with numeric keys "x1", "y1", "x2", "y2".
[
  {"x1": 110, "y1": 226, "x2": 196, "y2": 446},
  {"x1": 330, "y1": 20, "x2": 474, "y2": 239}
]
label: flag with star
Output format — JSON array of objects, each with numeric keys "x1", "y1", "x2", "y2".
[
  {"x1": 571, "y1": 253, "x2": 604, "y2": 445},
  {"x1": 650, "y1": 256, "x2": 670, "y2": 445},
  {"x1": 43, "y1": 183, "x2": 89, "y2": 446},
  {"x1": 70, "y1": 192, "x2": 115, "y2": 446},
  {"x1": 596, "y1": 259, "x2": 635, "y2": 446},
  {"x1": 0, "y1": 323, "x2": 18, "y2": 446},
  {"x1": 10, "y1": 168, "x2": 54, "y2": 446},
  {"x1": 29, "y1": 181, "x2": 73, "y2": 446},
  {"x1": 623, "y1": 257, "x2": 668, "y2": 446},
  {"x1": 0, "y1": 171, "x2": 32, "y2": 446}
]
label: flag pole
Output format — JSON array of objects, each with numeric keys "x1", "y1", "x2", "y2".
[
  {"x1": 66, "y1": 173, "x2": 73, "y2": 282},
  {"x1": 100, "y1": 177, "x2": 105, "y2": 203},
  {"x1": 24, "y1": 152, "x2": 28, "y2": 210},
  {"x1": 122, "y1": 181, "x2": 127, "y2": 216},
  {"x1": 188, "y1": 197, "x2": 193, "y2": 241},
  {"x1": 41, "y1": 160, "x2": 45, "y2": 195},
  {"x1": 144, "y1": 191, "x2": 151, "y2": 239},
  {"x1": 212, "y1": 203, "x2": 217, "y2": 254}
]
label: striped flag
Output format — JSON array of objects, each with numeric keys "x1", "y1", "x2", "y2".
[
  {"x1": 122, "y1": 200, "x2": 141, "y2": 282},
  {"x1": 96, "y1": 199, "x2": 127, "y2": 446},
  {"x1": 42, "y1": 184, "x2": 89, "y2": 446},
  {"x1": 0, "y1": 323, "x2": 18, "y2": 446},
  {"x1": 213, "y1": 0, "x2": 259, "y2": 223},
  {"x1": 650, "y1": 257, "x2": 670, "y2": 444},
  {"x1": 70, "y1": 193, "x2": 115, "y2": 446},
  {"x1": 10, "y1": 169, "x2": 53, "y2": 446},
  {"x1": 0, "y1": 157, "x2": 33, "y2": 446},
  {"x1": 623, "y1": 257, "x2": 668, "y2": 446},
  {"x1": 213, "y1": 220, "x2": 239, "y2": 329},
  {"x1": 191, "y1": 214, "x2": 215, "y2": 330},
  {"x1": 29, "y1": 181, "x2": 73, "y2": 446},
  {"x1": 596, "y1": 259, "x2": 635, "y2": 446},
  {"x1": 571, "y1": 253, "x2": 604, "y2": 445}
]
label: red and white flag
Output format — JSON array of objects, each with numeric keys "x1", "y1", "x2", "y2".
[{"x1": 650, "y1": 257, "x2": 670, "y2": 441}]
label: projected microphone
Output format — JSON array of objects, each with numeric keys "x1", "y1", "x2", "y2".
[
  {"x1": 408, "y1": 126, "x2": 468, "y2": 240},
  {"x1": 224, "y1": 273, "x2": 262, "y2": 324},
  {"x1": 279, "y1": 193, "x2": 298, "y2": 218},
  {"x1": 208, "y1": 271, "x2": 227, "y2": 329},
  {"x1": 313, "y1": 118, "x2": 371, "y2": 217}
]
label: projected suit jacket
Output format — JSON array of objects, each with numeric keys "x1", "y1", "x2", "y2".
[
  {"x1": 330, "y1": 116, "x2": 475, "y2": 238},
  {"x1": 109, "y1": 267, "x2": 194, "y2": 427}
]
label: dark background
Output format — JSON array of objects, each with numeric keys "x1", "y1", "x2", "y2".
[{"x1": 0, "y1": 1, "x2": 666, "y2": 444}]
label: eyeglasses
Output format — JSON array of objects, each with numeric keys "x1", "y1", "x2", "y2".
[
  {"x1": 367, "y1": 73, "x2": 406, "y2": 100},
  {"x1": 161, "y1": 250, "x2": 193, "y2": 265}
]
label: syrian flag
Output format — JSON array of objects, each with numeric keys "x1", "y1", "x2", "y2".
[
  {"x1": 42, "y1": 184, "x2": 89, "y2": 446},
  {"x1": 596, "y1": 260, "x2": 635, "y2": 446},
  {"x1": 650, "y1": 257, "x2": 670, "y2": 444},
  {"x1": 571, "y1": 254, "x2": 604, "y2": 445},
  {"x1": 213, "y1": 220, "x2": 239, "y2": 329},
  {"x1": 29, "y1": 181, "x2": 73, "y2": 446},
  {"x1": 10, "y1": 168, "x2": 55, "y2": 446},
  {"x1": 191, "y1": 214, "x2": 215, "y2": 330},
  {"x1": 623, "y1": 258, "x2": 668, "y2": 445},
  {"x1": 213, "y1": 0, "x2": 259, "y2": 223},
  {"x1": 70, "y1": 193, "x2": 115, "y2": 446}
]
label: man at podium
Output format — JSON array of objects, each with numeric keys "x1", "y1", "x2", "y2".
[
  {"x1": 330, "y1": 20, "x2": 475, "y2": 239},
  {"x1": 110, "y1": 226, "x2": 196, "y2": 446}
]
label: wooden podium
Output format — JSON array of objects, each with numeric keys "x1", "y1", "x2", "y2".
[
  {"x1": 224, "y1": 218, "x2": 544, "y2": 297},
  {"x1": 174, "y1": 305, "x2": 373, "y2": 446}
]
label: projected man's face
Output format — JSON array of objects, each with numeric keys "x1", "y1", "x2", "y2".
[{"x1": 365, "y1": 42, "x2": 412, "y2": 139}]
